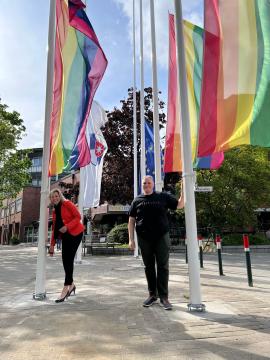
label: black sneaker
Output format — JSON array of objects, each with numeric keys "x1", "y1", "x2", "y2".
[
  {"x1": 160, "y1": 298, "x2": 173, "y2": 310},
  {"x1": 143, "y1": 296, "x2": 157, "y2": 307}
]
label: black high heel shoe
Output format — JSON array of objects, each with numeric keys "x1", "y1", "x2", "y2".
[
  {"x1": 55, "y1": 291, "x2": 69, "y2": 303},
  {"x1": 68, "y1": 285, "x2": 76, "y2": 296}
]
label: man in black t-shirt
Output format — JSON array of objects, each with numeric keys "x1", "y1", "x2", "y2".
[{"x1": 128, "y1": 175, "x2": 184, "y2": 310}]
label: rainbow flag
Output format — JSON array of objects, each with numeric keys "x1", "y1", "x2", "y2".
[
  {"x1": 199, "y1": 0, "x2": 270, "y2": 157},
  {"x1": 49, "y1": 0, "x2": 107, "y2": 176},
  {"x1": 164, "y1": 15, "x2": 223, "y2": 173}
]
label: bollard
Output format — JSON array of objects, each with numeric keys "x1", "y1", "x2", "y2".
[
  {"x1": 198, "y1": 235, "x2": 203, "y2": 268},
  {"x1": 216, "y1": 234, "x2": 224, "y2": 276},
  {"x1": 185, "y1": 238, "x2": 188, "y2": 264},
  {"x1": 243, "y1": 234, "x2": 253, "y2": 287}
]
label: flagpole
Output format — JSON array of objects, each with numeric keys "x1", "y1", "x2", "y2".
[
  {"x1": 75, "y1": 170, "x2": 83, "y2": 263},
  {"x1": 173, "y1": 0, "x2": 205, "y2": 311},
  {"x1": 74, "y1": 0, "x2": 87, "y2": 264},
  {"x1": 34, "y1": 0, "x2": 56, "y2": 300},
  {"x1": 149, "y1": 0, "x2": 162, "y2": 192},
  {"x1": 139, "y1": 0, "x2": 146, "y2": 181},
  {"x1": 133, "y1": 0, "x2": 139, "y2": 257}
]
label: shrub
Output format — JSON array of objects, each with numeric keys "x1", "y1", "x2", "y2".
[
  {"x1": 107, "y1": 223, "x2": 128, "y2": 244},
  {"x1": 10, "y1": 235, "x2": 20, "y2": 245},
  {"x1": 222, "y1": 233, "x2": 270, "y2": 246}
]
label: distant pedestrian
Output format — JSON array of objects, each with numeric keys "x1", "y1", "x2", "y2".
[
  {"x1": 56, "y1": 237, "x2": 61, "y2": 251},
  {"x1": 48, "y1": 189, "x2": 84, "y2": 303},
  {"x1": 128, "y1": 176, "x2": 184, "y2": 310}
]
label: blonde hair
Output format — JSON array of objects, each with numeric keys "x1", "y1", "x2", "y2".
[{"x1": 49, "y1": 188, "x2": 66, "y2": 202}]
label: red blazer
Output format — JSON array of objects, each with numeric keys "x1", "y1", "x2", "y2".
[{"x1": 50, "y1": 200, "x2": 84, "y2": 246}]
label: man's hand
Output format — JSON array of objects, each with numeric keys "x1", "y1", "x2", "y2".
[
  {"x1": 128, "y1": 217, "x2": 136, "y2": 251},
  {"x1": 129, "y1": 239, "x2": 135, "y2": 251}
]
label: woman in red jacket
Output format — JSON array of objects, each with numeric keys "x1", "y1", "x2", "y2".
[{"x1": 49, "y1": 189, "x2": 84, "y2": 303}]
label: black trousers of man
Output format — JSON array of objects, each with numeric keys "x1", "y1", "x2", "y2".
[
  {"x1": 138, "y1": 232, "x2": 170, "y2": 300},
  {"x1": 61, "y1": 232, "x2": 83, "y2": 286}
]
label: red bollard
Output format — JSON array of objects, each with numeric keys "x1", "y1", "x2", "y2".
[
  {"x1": 243, "y1": 234, "x2": 253, "y2": 287},
  {"x1": 216, "y1": 235, "x2": 224, "y2": 276}
]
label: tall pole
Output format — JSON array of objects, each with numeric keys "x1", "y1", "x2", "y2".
[
  {"x1": 173, "y1": 0, "x2": 205, "y2": 311},
  {"x1": 133, "y1": 0, "x2": 139, "y2": 257},
  {"x1": 34, "y1": 0, "x2": 56, "y2": 300},
  {"x1": 75, "y1": 170, "x2": 83, "y2": 264},
  {"x1": 139, "y1": 0, "x2": 146, "y2": 182},
  {"x1": 74, "y1": 0, "x2": 87, "y2": 263},
  {"x1": 149, "y1": 0, "x2": 162, "y2": 192}
]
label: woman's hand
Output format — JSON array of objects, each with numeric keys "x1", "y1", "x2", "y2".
[
  {"x1": 59, "y1": 226, "x2": 67, "y2": 233},
  {"x1": 49, "y1": 245, "x2": 54, "y2": 256}
]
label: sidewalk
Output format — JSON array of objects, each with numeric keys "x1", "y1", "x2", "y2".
[{"x1": 0, "y1": 246, "x2": 270, "y2": 360}]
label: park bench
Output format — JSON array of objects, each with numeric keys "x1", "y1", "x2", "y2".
[{"x1": 83, "y1": 234, "x2": 118, "y2": 255}]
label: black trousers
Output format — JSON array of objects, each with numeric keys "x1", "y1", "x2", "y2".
[
  {"x1": 138, "y1": 232, "x2": 170, "y2": 299},
  {"x1": 61, "y1": 232, "x2": 83, "y2": 286}
]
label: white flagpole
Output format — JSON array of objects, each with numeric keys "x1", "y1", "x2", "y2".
[
  {"x1": 75, "y1": 170, "x2": 83, "y2": 264},
  {"x1": 149, "y1": 0, "x2": 162, "y2": 192},
  {"x1": 173, "y1": 0, "x2": 205, "y2": 311},
  {"x1": 139, "y1": 0, "x2": 146, "y2": 182},
  {"x1": 73, "y1": 0, "x2": 87, "y2": 264},
  {"x1": 133, "y1": 0, "x2": 139, "y2": 257},
  {"x1": 34, "y1": 0, "x2": 56, "y2": 300}
]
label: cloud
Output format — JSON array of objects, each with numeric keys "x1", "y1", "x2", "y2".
[
  {"x1": 113, "y1": 0, "x2": 203, "y2": 69},
  {"x1": 0, "y1": 0, "x2": 204, "y2": 150}
]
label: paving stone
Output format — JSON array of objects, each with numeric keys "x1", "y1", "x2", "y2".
[{"x1": 1, "y1": 247, "x2": 270, "y2": 359}]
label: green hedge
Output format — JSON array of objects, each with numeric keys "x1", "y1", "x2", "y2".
[
  {"x1": 10, "y1": 236, "x2": 21, "y2": 245},
  {"x1": 222, "y1": 233, "x2": 270, "y2": 246},
  {"x1": 107, "y1": 223, "x2": 129, "y2": 244}
]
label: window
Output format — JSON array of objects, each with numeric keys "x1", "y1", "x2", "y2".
[
  {"x1": 32, "y1": 179, "x2": 38, "y2": 186},
  {"x1": 10, "y1": 203, "x2": 15, "y2": 215},
  {"x1": 32, "y1": 175, "x2": 41, "y2": 187},
  {"x1": 32, "y1": 157, "x2": 42, "y2": 167},
  {"x1": 16, "y1": 199, "x2": 22, "y2": 212},
  {"x1": 29, "y1": 165, "x2": 42, "y2": 173}
]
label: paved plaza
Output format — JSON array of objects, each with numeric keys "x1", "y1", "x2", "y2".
[{"x1": 0, "y1": 245, "x2": 270, "y2": 360}]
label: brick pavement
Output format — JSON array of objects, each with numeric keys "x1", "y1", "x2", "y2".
[{"x1": 0, "y1": 245, "x2": 270, "y2": 359}]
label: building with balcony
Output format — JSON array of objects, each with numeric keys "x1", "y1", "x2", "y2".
[
  {"x1": 0, "y1": 148, "x2": 43, "y2": 244},
  {"x1": 0, "y1": 147, "x2": 73, "y2": 244},
  {"x1": 28, "y1": 148, "x2": 43, "y2": 187}
]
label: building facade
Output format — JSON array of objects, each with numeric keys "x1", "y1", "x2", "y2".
[
  {"x1": 0, "y1": 187, "x2": 41, "y2": 244},
  {"x1": 0, "y1": 148, "x2": 43, "y2": 244},
  {"x1": 0, "y1": 148, "x2": 74, "y2": 244},
  {"x1": 28, "y1": 148, "x2": 43, "y2": 187}
]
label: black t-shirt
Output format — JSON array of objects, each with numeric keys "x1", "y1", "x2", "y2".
[{"x1": 129, "y1": 191, "x2": 178, "y2": 238}]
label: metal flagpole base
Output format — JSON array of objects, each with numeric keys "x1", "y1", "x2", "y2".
[
  {"x1": 33, "y1": 292, "x2": 47, "y2": 301},
  {"x1": 187, "y1": 303, "x2": 206, "y2": 312}
]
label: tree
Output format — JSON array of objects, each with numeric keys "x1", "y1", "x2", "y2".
[
  {"x1": 0, "y1": 100, "x2": 31, "y2": 204},
  {"x1": 101, "y1": 87, "x2": 166, "y2": 204},
  {"x1": 194, "y1": 146, "x2": 270, "y2": 232}
]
